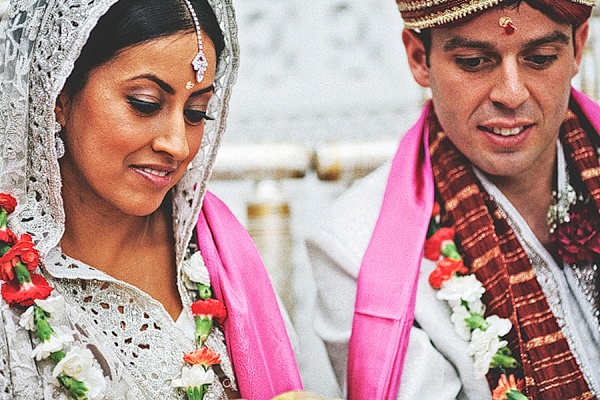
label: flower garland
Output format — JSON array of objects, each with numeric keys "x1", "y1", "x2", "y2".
[
  {"x1": 0, "y1": 193, "x2": 105, "y2": 399},
  {"x1": 425, "y1": 202, "x2": 526, "y2": 400},
  {"x1": 172, "y1": 250, "x2": 228, "y2": 399},
  {"x1": 0, "y1": 192, "x2": 228, "y2": 400}
]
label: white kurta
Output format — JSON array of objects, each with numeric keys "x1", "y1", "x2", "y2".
[{"x1": 306, "y1": 142, "x2": 600, "y2": 399}]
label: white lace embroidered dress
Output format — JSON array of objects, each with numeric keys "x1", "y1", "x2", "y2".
[
  {"x1": 2, "y1": 248, "x2": 237, "y2": 399},
  {"x1": 0, "y1": 0, "x2": 240, "y2": 398}
]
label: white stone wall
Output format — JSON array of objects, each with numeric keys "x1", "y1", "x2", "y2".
[{"x1": 225, "y1": 0, "x2": 423, "y2": 144}]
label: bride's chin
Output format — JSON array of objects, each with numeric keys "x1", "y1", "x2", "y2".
[{"x1": 116, "y1": 194, "x2": 167, "y2": 218}]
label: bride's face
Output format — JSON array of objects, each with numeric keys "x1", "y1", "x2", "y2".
[{"x1": 56, "y1": 32, "x2": 217, "y2": 217}]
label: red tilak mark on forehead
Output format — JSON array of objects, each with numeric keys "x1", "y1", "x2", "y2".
[{"x1": 499, "y1": 16, "x2": 517, "y2": 36}]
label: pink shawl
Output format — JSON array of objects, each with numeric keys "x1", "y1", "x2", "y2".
[
  {"x1": 347, "y1": 101, "x2": 435, "y2": 399},
  {"x1": 196, "y1": 191, "x2": 303, "y2": 399},
  {"x1": 347, "y1": 89, "x2": 600, "y2": 399}
]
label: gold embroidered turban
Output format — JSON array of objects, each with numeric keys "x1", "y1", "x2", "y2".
[{"x1": 396, "y1": 0, "x2": 595, "y2": 29}]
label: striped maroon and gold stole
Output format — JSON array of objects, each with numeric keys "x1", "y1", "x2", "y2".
[{"x1": 429, "y1": 101, "x2": 600, "y2": 399}]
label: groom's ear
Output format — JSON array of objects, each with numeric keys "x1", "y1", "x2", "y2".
[{"x1": 403, "y1": 29, "x2": 431, "y2": 88}]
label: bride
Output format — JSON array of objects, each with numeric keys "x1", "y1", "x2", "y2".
[{"x1": 0, "y1": 0, "x2": 302, "y2": 398}]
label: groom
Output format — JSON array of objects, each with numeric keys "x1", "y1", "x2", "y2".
[{"x1": 307, "y1": 0, "x2": 600, "y2": 398}]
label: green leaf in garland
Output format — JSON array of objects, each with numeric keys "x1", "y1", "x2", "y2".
[
  {"x1": 34, "y1": 304, "x2": 54, "y2": 342},
  {"x1": 465, "y1": 313, "x2": 489, "y2": 331},
  {"x1": 195, "y1": 316, "x2": 212, "y2": 346},
  {"x1": 186, "y1": 385, "x2": 206, "y2": 400},
  {"x1": 196, "y1": 283, "x2": 212, "y2": 300},
  {"x1": 491, "y1": 347, "x2": 519, "y2": 369},
  {"x1": 57, "y1": 374, "x2": 88, "y2": 400}
]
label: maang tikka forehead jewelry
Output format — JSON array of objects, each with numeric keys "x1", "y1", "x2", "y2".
[{"x1": 182, "y1": 0, "x2": 209, "y2": 82}]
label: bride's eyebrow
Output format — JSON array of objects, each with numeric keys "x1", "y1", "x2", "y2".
[
  {"x1": 127, "y1": 75, "x2": 214, "y2": 98},
  {"x1": 189, "y1": 85, "x2": 214, "y2": 98},
  {"x1": 129, "y1": 74, "x2": 174, "y2": 94}
]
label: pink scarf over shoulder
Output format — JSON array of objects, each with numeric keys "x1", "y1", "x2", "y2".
[
  {"x1": 347, "y1": 89, "x2": 600, "y2": 399},
  {"x1": 196, "y1": 191, "x2": 303, "y2": 399},
  {"x1": 347, "y1": 101, "x2": 435, "y2": 399}
]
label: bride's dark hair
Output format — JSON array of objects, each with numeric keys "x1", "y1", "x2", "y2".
[{"x1": 64, "y1": 0, "x2": 225, "y2": 96}]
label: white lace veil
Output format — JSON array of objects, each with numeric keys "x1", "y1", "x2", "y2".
[{"x1": 0, "y1": 0, "x2": 239, "y2": 264}]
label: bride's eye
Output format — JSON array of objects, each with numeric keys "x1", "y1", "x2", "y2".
[
  {"x1": 184, "y1": 109, "x2": 214, "y2": 124},
  {"x1": 127, "y1": 96, "x2": 161, "y2": 114}
]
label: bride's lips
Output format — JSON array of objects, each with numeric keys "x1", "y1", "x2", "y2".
[{"x1": 130, "y1": 164, "x2": 175, "y2": 187}]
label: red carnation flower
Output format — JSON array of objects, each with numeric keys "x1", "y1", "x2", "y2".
[
  {"x1": 1, "y1": 273, "x2": 53, "y2": 307},
  {"x1": 0, "y1": 234, "x2": 39, "y2": 281},
  {"x1": 0, "y1": 194, "x2": 17, "y2": 215},
  {"x1": 424, "y1": 227, "x2": 455, "y2": 261},
  {"x1": 5, "y1": 234, "x2": 38, "y2": 269},
  {"x1": 0, "y1": 228, "x2": 17, "y2": 247},
  {"x1": 191, "y1": 298, "x2": 227, "y2": 321},
  {"x1": 431, "y1": 202, "x2": 441, "y2": 218},
  {"x1": 0, "y1": 257, "x2": 17, "y2": 282},
  {"x1": 551, "y1": 202, "x2": 600, "y2": 264},
  {"x1": 183, "y1": 347, "x2": 221, "y2": 368},
  {"x1": 14, "y1": 235, "x2": 39, "y2": 267},
  {"x1": 429, "y1": 257, "x2": 468, "y2": 289}
]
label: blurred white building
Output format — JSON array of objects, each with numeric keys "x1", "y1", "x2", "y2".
[{"x1": 211, "y1": 0, "x2": 420, "y2": 396}]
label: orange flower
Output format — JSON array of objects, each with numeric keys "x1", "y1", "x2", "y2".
[
  {"x1": 184, "y1": 347, "x2": 221, "y2": 368},
  {"x1": 428, "y1": 257, "x2": 468, "y2": 289},
  {"x1": 424, "y1": 227, "x2": 455, "y2": 260},
  {"x1": 492, "y1": 374, "x2": 526, "y2": 400},
  {"x1": 191, "y1": 298, "x2": 227, "y2": 321}
]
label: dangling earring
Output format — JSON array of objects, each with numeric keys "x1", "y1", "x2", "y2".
[{"x1": 54, "y1": 121, "x2": 65, "y2": 159}]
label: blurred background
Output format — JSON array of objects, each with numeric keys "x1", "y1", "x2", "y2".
[
  {"x1": 210, "y1": 0, "x2": 415, "y2": 396},
  {"x1": 208, "y1": 1, "x2": 600, "y2": 396}
]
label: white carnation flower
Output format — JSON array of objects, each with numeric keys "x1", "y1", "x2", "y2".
[
  {"x1": 183, "y1": 251, "x2": 210, "y2": 287},
  {"x1": 450, "y1": 305, "x2": 472, "y2": 341},
  {"x1": 437, "y1": 275, "x2": 485, "y2": 304},
  {"x1": 84, "y1": 363, "x2": 106, "y2": 400},
  {"x1": 468, "y1": 326, "x2": 508, "y2": 378},
  {"x1": 486, "y1": 315, "x2": 512, "y2": 337},
  {"x1": 35, "y1": 295, "x2": 66, "y2": 319},
  {"x1": 19, "y1": 306, "x2": 36, "y2": 331},
  {"x1": 467, "y1": 298, "x2": 485, "y2": 315},
  {"x1": 53, "y1": 346, "x2": 93, "y2": 379},
  {"x1": 172, "y1": 365, "x2": 215, "y2": 388},
  {"x1": 53, "y1": 346, "x2": 106, "y2": 399},
  {"x1": 31, "y1": 332, "x2": 73, "y2": 361},
  {"x1": 19, "y1": 296, "x2": 66, "y2": 331}
]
